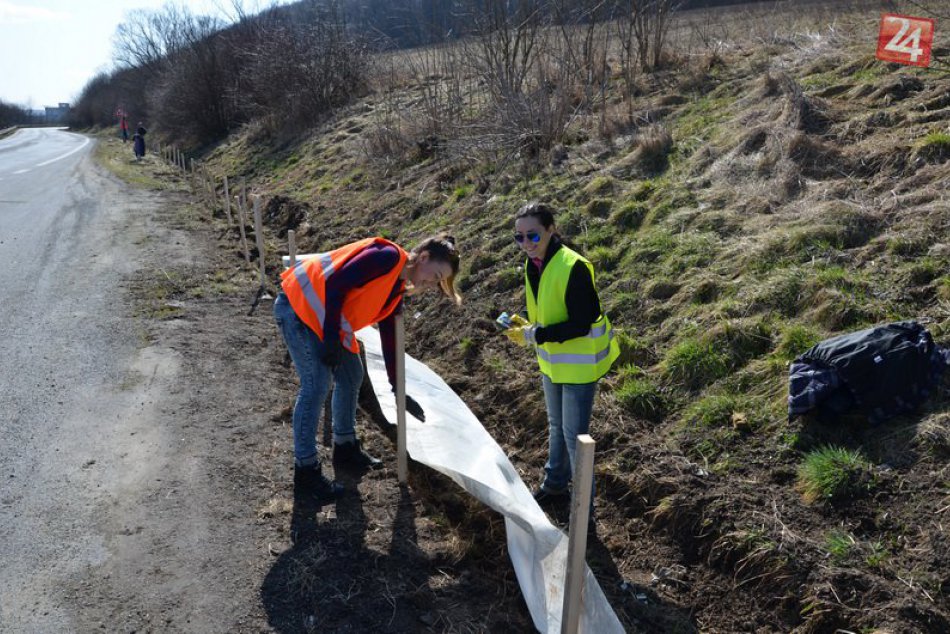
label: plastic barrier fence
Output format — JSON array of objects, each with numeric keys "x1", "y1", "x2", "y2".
[{"x1": 359, "y1": 326, "x2": 624, "y2": 633}]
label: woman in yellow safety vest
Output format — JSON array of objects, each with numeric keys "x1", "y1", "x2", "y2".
[
  {"x1": 274, "y1": 234, "x2": 461, "y2": 504},
  {"x1": 504, "y1": 202, "x2": 619, "y2": 510}
]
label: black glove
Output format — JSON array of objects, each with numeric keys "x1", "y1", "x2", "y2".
[
  {"x1": 391, "y1": 388, "x2": 426, "y2": 422},
  {"x1": 320, "y1": 336, "x2": 343, "y2": 368},
  {"x1": 405, "y1": 394, "x2": 426, "y2": 422}
]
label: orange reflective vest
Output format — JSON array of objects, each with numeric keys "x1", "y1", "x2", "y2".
[{"x1": 280, "y1": 237, "x2": 408, "y2": 353}]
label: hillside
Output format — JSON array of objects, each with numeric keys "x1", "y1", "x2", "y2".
[{"x1": 138, "y1": 3, "x2": 950, "y2": 632}]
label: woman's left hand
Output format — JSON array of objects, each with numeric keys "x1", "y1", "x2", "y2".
[{"x1": 504, "y1": 324, "x2": 538, "y2": 347}]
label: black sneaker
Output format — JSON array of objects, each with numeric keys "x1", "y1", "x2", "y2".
[
  {"x1": 332, "y1": 440, "x2": 383, "y2": 472},
  {"x1": 533, "y1": 486, "x2": 570, "y2": 506},
  {"x1": 294, "y1": 464, "x2": 344, "y2": 504}
]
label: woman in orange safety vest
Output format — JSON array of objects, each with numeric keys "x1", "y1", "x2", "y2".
[{"x1": 274, "y1": 234, "x2": 461, "y2": 504}]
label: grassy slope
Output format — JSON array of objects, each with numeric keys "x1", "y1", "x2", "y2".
[{"x1": 199, "y1": 7, "x2": 950, "y2": 632}]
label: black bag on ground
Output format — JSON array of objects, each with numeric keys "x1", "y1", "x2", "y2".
[{"x1": 788, "y1": 321, "x2": 949, "y2": 424}]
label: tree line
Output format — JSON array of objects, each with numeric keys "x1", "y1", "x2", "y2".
[
  {"x1": 72, "y1": 0, "x2": 693, "y2": 150},
  {"x1": 0, "y1": 101, "x2": 32, "y2": 128}
]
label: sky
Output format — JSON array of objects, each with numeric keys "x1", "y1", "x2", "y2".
[{"x1": 0, "y1": 0, "x2": 283, "y2": 109}]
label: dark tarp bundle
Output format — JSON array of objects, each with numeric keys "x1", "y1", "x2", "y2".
[{"x1": 788, "y1": 321, "x2": 950, "y2": 424}]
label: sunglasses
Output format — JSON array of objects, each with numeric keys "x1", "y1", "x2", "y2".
[{"x1": 513, "y1": 232, "x2": 542, "y2": 244}]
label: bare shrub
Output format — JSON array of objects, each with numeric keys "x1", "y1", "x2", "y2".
[
  {"x1": 616, "y1": 0, "x2": 683, "y2": 76},
  {"x1": 240, "y1": 2, "x2": 370, "y2": 131}
]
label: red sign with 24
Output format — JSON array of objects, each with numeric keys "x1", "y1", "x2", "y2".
[{"x1": 876, "y1": 13, "x2": 935, "y2": 67}]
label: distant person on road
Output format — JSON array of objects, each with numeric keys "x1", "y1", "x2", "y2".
[
  {"x1": 132, "y1": 122, "x2": 146, "y2": 159},
  {"x1": 119, "y1": 115, "x2": 128, "y2": 142},
  {"x1": 502, "y1": 201, "x2": 619, "y2": 512},
  {"x1": 273, "y1": 234, "x2": 462, "y2": 504}
]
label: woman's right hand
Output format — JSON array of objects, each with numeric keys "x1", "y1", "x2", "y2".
[{"x1": 320, "y1": 336, "x2": 343, "y2": 367}]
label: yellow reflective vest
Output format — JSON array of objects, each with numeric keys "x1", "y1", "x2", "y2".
[{"x1": 525, "y1": 246, "x2": 619, "y2": 383}]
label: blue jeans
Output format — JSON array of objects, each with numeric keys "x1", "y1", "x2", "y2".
[
  {"x1": 273, "y1": 293, "x2": 363, "y2": 467},
  {"x1": 540, "y1": 375, "x2": 598, "y2": 498}
]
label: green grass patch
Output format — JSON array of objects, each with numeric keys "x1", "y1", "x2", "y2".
[
  {"x1": 614, "y1": 330, "x2": 653, "y2": 367},
  {"x1": 583, "y1": 175, "x2": 614, "y2": 198},
  {"x1": 615, "y1": 369, "x2": 665, "y2": 421},
  {"x1": 705, "y1": 318, "x2": 773, "y2": 369},
  {"x1": 916, "y1": 131, "x2": 950, "y2": 162},
  {"x1": 799, "y1": 71, "x2": 837, "y2": 91},
  {"x1": 774, "y1": 323, "x2": 821, "y2": 361},
  {"x1": 905, "y1": 257, "x2": 943, "y2": 285},
  {"x1": 796, "y1": 445, "x2": 874, "y2": 504},
  {"x1": 587, "y1": 244, "x2": 620, "y2": 272},
  {"x1": 937, "y1": 276, "x2": 950, "y2": 302},
  {"x1": 662, "y1": 338, "x2": 730, "y2": 389},
  {"x1": 886, "y1": 235, "x2": 930, "y2": 256},
  {"x1": 825, "y1": 530, "x2": 855, "y2": 564},
  {"x1": 453, "y1": 184, "x2": 474, "y2": 200},
  {"x1": 610, "y1": 201, "x2": 647, "y2": 230},
  {"x1": 683, "y1": 394, "x2": 737, "y2": 428}
]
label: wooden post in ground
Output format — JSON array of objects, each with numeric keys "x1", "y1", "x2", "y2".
[
  {"x1": 287, "y1": 230, "x2": 297, "y2": 268},
  {"x1": 207, "y1": 172, "x2": 217, "y2": 213},
  {"x1": 561, "y1": 434, "x2": 595, "y2": 634},
  {"x1": 223, "y1": 176, "x2": 233, "y2": 227},
  {"x1": 189, "y1": 158, "x2": 197, "y2": 192},
  {"x1": 252, "y1": 195, "x2": 266, "y2": 288},
  {"x1": 394, "y1": 313, "x2": 408, "y2": 485},
  {"x1": 235, "y1": 196, "x2": 251, "y2": 265}
]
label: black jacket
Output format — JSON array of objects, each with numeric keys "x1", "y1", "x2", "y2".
[{"x1": 525, "y1": 236, "x2": 602, "y2": 345}]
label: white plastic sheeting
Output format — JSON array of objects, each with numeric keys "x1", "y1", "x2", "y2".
[{"x1": 358, "y1": 326, "x2": 624, "y2": 633}]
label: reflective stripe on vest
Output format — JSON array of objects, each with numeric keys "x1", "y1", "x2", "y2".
[
  {"x1": 526, "y1": 245, "x2": 619, "y2": 383},
  {"x1": 291, "y1": 253, "x2": 356, "y2": 349},
  {"x1": 535, "y1": 327, "x2": 616, "y2": 365}
]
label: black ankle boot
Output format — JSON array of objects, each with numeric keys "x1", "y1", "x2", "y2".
[
  {"x1": 294, "y1": 464, "x2": 344, "y2": 504},
  {"x1": 332, "y1": 440, "x2": 383, "y2": 472}
]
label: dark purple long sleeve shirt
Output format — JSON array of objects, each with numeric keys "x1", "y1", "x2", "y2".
[{"x1": 323, "y1": 243, "x2": 404, "y2": 387}]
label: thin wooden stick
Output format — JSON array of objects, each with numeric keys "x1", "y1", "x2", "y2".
[
  {"x1": 561, "y1": 434, "x2": 595, "y2": 634},
  {"x1": 235, "y1": 195, "x2": 251, "y2": 265},
  {"x1": 223, "y1": 176, "x2": 233, "y2": 227},
  {"x1": 287, "y1": 229, "x2": 297, "y2": 268},
  {"x1": 252, "y1": 195, "x2": 266, "y2": 287},
  {"x1": 395, "y1": 312, "x2": 408, "y2": 485}
]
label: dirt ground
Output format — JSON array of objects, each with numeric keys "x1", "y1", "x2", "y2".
[
  {"x1": 110, "y1": 106, "x2": 950, "y2": 634},
  {"x1": 88, "y1": 3, "x2": 950, "y2": 628},
  {"x1": 97, "y1": 150, "x2": 558, "y2": 633}
]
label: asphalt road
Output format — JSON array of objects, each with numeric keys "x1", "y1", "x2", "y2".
[{"x1": 0, "y1": 128, "x2": 215, "y2": 631}]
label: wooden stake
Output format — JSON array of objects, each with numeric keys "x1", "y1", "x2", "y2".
[
  {"x1": 395, "y1": 312, "x2": 408, "y2": 484},
  {"x1": 207, "y1": 172, "x2": 217, "y2": 211},
  {"x1": 235, "y1": 195, "x2": 251, "y2": 265},
  {"x1": 561, "y1": 434, "x2": 595, "y2": 634},
  {"x1": 189, "y1": 158, "x2": 196, "y2": 192},
  {"x1": 252, "y1": 195, "x2": 266, "y2": 287},
  {"x1": 287, "y1": 229, "x2": 297, "y2": 268},
  {"x1": 223, "y1": 176, "x2": 233, "y2": 227}
]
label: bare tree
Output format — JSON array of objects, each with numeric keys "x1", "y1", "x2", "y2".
[{"x1": 616, "y1": 0, "x2": 682, "y2": 76}]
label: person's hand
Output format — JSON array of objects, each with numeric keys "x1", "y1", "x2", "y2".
[
  {"x1": 509, "y1": 314, "x2": 530, "y2": 327},
  {"x1": 504, "y1": 324, "x2": 538, "y2": 347},
  {"x1": 390, "y1": 387, "x2": 426, "y2": 422},
  {"x1": 320, "y1": 336, "x2": 343, "y2": 367},
  {"x1": 405, "y1": 394, "x2": 426, "y2": 422}
]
